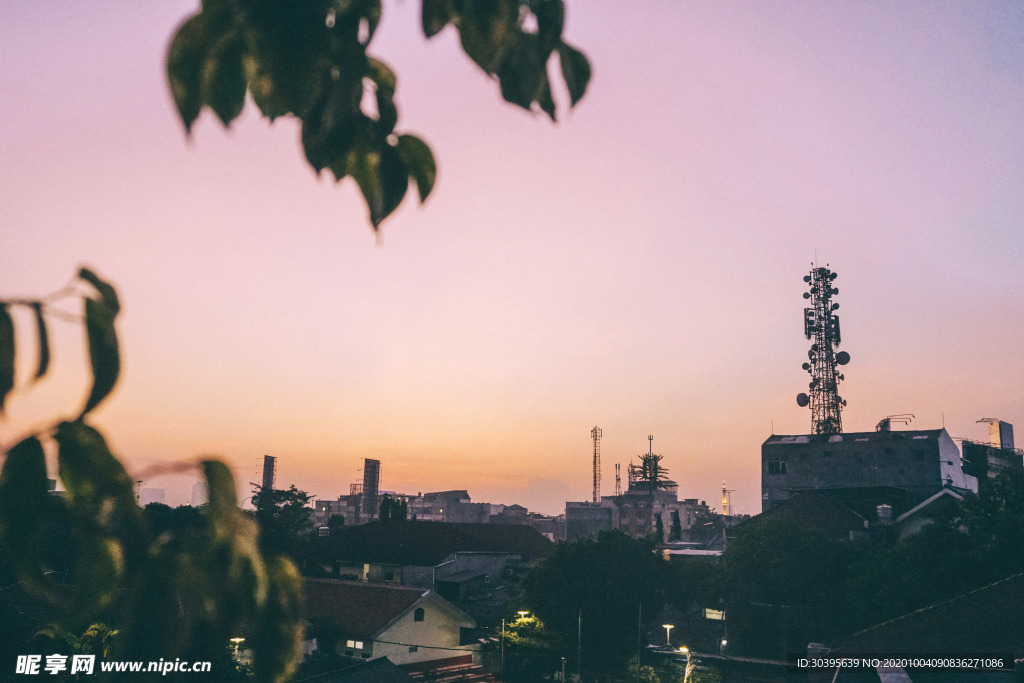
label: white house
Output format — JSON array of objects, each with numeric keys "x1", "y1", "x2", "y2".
[{"x1": 303, "y1": 579, "x2": 481, "y2": 669}]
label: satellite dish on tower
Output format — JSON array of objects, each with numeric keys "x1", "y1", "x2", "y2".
[
  {"x1": 796, "y1": 393, "x2": 810, "y2": 407},
  {"x1": 836, "y1": 351, "x2": 850, "y2": 365}
]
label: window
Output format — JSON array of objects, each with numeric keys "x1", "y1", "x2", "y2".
[
  {"x1": 414, "y1": 608, "x2": 425, "y2": 622},
  {"x1": 346, "y1": 640, "x2": 363, "y2": 649},
  {"x1": 409, "y1": 646, "x2": 418, "y2": 653},
  {"x1": 767, "y1": 461, "x2": 787, "y2": 475}
]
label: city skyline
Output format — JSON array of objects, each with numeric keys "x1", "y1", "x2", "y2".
[{"x1": 3, "y1": 2, "x2": 1024, "y2": 515}]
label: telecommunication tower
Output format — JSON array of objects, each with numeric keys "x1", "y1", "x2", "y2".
[
  {"x1": 721, "y1": 481, "x2": 734, "y2": 517},
  {"x1": 795, "y1": 264, "x2": 851, "y2": 435},
  {"x1": 614, "y1": 463, "x2": 622, "y2": 497},
  {"x1": 591, "y1": 426, "x2": 602, "y2": 503}
]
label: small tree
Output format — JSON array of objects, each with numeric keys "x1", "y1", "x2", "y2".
[{"x1": 252, "y1": 484, "x2": 314, "y2": 558}]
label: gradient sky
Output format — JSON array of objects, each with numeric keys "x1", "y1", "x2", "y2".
[{"x1": 2, "y1": 2, "x2": 1023, "y2": 515}]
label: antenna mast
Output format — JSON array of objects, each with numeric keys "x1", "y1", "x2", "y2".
[
  {"x1": 795, "y1": 263, "x2": 851, "y2": 435},
  {"x1": 614, "y1": 463, "x2": 622, "y2": 497},
  {"x1": 591, "y1": 426, "x2": 602, "y2": 503}
]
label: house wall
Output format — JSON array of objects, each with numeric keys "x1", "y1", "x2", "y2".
[{"x1": 373, "y1": 595, "x2": 478, "y2": 666}]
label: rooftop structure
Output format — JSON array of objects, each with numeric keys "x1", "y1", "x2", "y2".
[{"x1": 762, "y1": 428, "x2": 977, "y2": 517}]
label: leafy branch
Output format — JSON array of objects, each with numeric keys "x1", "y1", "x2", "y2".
[
  {"x1": 167, "y1": 0, "x2": 591, "y2": 229},
  {"x1": 0, "y1": 270, "x2": 303, "y2": 682}
]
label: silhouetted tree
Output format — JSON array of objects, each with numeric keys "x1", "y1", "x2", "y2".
[
  {"x1": 523, "y1": 531, "x2": 675, "y2": 671},
  {"x1": 670, "y1": 510, "x2": 682, "y2": 541},
  {"x1": 252, "y1": 484, "x2": 313, "y2": 558}
]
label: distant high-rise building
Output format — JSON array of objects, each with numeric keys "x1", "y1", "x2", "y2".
[
  {"x1": 362, "y1": 458, "x2": 381, "y2": 517},
  {"x1": 140, "y1": 488, "x2": 166, "y2": 506},
  {"x1": 191, "y1": 481, "x2": 208, "y2": 507},
  {"x1": 262, "y1": 455, "x2": 277, "y2": 490}
]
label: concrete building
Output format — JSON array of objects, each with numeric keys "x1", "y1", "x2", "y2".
[
  {"x1": 762, "y1": 427, "x2": 977, "y2": 518},
  {"x1": 961, "y1": 421, "x2": 1023, "y2": 486}
]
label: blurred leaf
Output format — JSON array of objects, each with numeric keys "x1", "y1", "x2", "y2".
[
  {"x1": 31, "y1": 302, "x2": 50, "y2": 381},
  {"x1": 203, "y1": 32, "x2": 248, "y2": 127},
  {"x1": 167, "y1": 13, "x2": 209, "y2": 133},
  {"x1": 558, "y1": 41, "x2": 590, "y2": 107},
  {"x1": 454, "y1": 0, "x2": 518, "y2": 74},
  {"x1": 0, "y1": 304, "x2": 13, "y2": 414},
  {"x1": 203, "y1": 460, "x2": 239, "y2": 520},
  {"x1": 422, "y1": 0, "x2": 453, "y2": 38},
  {"x1": 78, "y1": 269, "x2": 120, "y2": 418},
  {"x1": 497, "y1": 33, "x2": 545, "y2": 111},
  {"x1": 350, "y1": 142, "x2": 410, "y2": 228},
  {"x1": 397, "y1": 134, "x2": 436, "y2": 202},
  {"x1": 368, "y1": 58, "x2": 398, "y2": 134},
  {"x1": 71, "y1": 537, "x2": 123, "y2": 624},
  {"x1": 532, "y1": 0, "x2": 565, "y2": 55},
  {"x1": 78, "y1": 267, "x2": 121, "y2": 315},
  {"x1": 56, "y1": 421, "x2": 136, "y2": 515},
  {"x1": 251, "y1": 556, "x2": 304, "y2": 683},
  {"x1": 0, "y1": 436, "x2": 56, "y2": 596}
]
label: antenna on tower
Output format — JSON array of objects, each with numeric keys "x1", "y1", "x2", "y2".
[
  {"x1": 615, "y1": 463, "x2": 622, "y2": 497},
  {"x1": 796, "y1": 263, "x2": 850, "y2": 434},
  {"x1": 591, "y1": 426, "x2": 603, "y2": 503}
]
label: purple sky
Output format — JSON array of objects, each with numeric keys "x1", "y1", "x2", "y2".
[{"x1": 2, "y1": 2, "x2": 1023, "y2": 514}]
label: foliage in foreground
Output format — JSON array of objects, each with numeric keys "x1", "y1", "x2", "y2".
[
  {"x1": 167, "y1": 0, "x2": 592, "y2": 229},
  {"x1": 0, "y1": 270, "x2": 302, "y2": 681}
]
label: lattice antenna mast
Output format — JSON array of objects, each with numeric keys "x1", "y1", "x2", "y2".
[
  {"x1": 796, "y1": 264, "x2": 851, "y2": 435},
  {"x1": 591, "y1": 426, "x2": 603, "y2": 503},
  {"x1": 614, "y1": 463, "x2": 622, "y2": 497}
]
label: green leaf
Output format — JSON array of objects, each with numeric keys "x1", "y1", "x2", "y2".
[
  {"x1": 0, "y1": 304, "x2": 13, "y2": 414},
  {"x1": 0, "y1": 436, "x2": 56, "y2": 595},
  {"x1": 350, "y1": 142, "x2": 409, "y2": 228},
  {"x1": 251, "y1": 556, "x2": 304, "y2": 683},
  {"x1": 422, "y1": 0, "x2": 453, "y2": 38},
  {"x1": 71, "y1": 537, "x2": 123, "y2": 623},
  {"x1": 453, "y1": 0, "x2": 518, "y2": 74},
  {"x1": 202, "y1": 32, "x2": 248, "y2": 127},
  {"x1": 497, "y1": 33, "x2": 545, "y2": 111},
  {"x1": 78, "y1": 267, "x2": 121, "y2": 315},
  {"x1": 56, "y1": 421, "x2": 136, "y2": 514},
  {"x1": 558, "y1": 42, "x2": 591, "y2": 107},
  {"x1": 396, "y1": 134, "x2": 437, "y2": 202},
  {"x1": 167, "y1": 13, "x2": 209, "y2": 134},
  {"x1": 532, "y1": 0, "x2": 565, "y2": 56},
  {"x1": 203, "y1": 459, "x2": 239, "y2": 519},
  {"x1": 31, "y1": 302, "x2": 50, "y2": 381},
  {"x1": 367, "y1": 58, "x2": 398, "y2": 134},
  {"x1": 78, "y1": 269, "x2": 120, "y2": 418},
  {"x1": 536, "y1": 74, "x2": 556, "y2": 121}
]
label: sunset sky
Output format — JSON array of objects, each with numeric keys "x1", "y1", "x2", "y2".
[{"x1": 2, "y1": 2, "x2": 1023, "y2": 515}]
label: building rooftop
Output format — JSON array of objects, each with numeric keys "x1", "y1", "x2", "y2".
[
  {"x1": 837, "y1": 572, "x2": 1024, "y2": 654},
  {"x1": 304, "y1": 579, "x2": 427, "y2": 638},
  {"x1": 305, "y1": 521, "x2": 552, "y2": 567},
  {"x1": 764, "y1": 429, "x2": 946, "y2": 445}
]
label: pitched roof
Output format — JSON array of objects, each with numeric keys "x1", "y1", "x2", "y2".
[
  {"x1": 304, "y1": 579, "x2": 426, "y2": 638},
  {"x1": 306, "y1": 521, "x2": 552, "y2": 566},
  {"x1": 837, "y1": 572, "x2": 1024, "y2": 654}
]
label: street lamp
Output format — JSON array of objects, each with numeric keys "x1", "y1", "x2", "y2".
[
  {"x1": 517, "y1": 610, "x2": 529, "y2": 619},
  {"x1": 662, "y1": 624, "x2": 674, "y2": 646}
]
